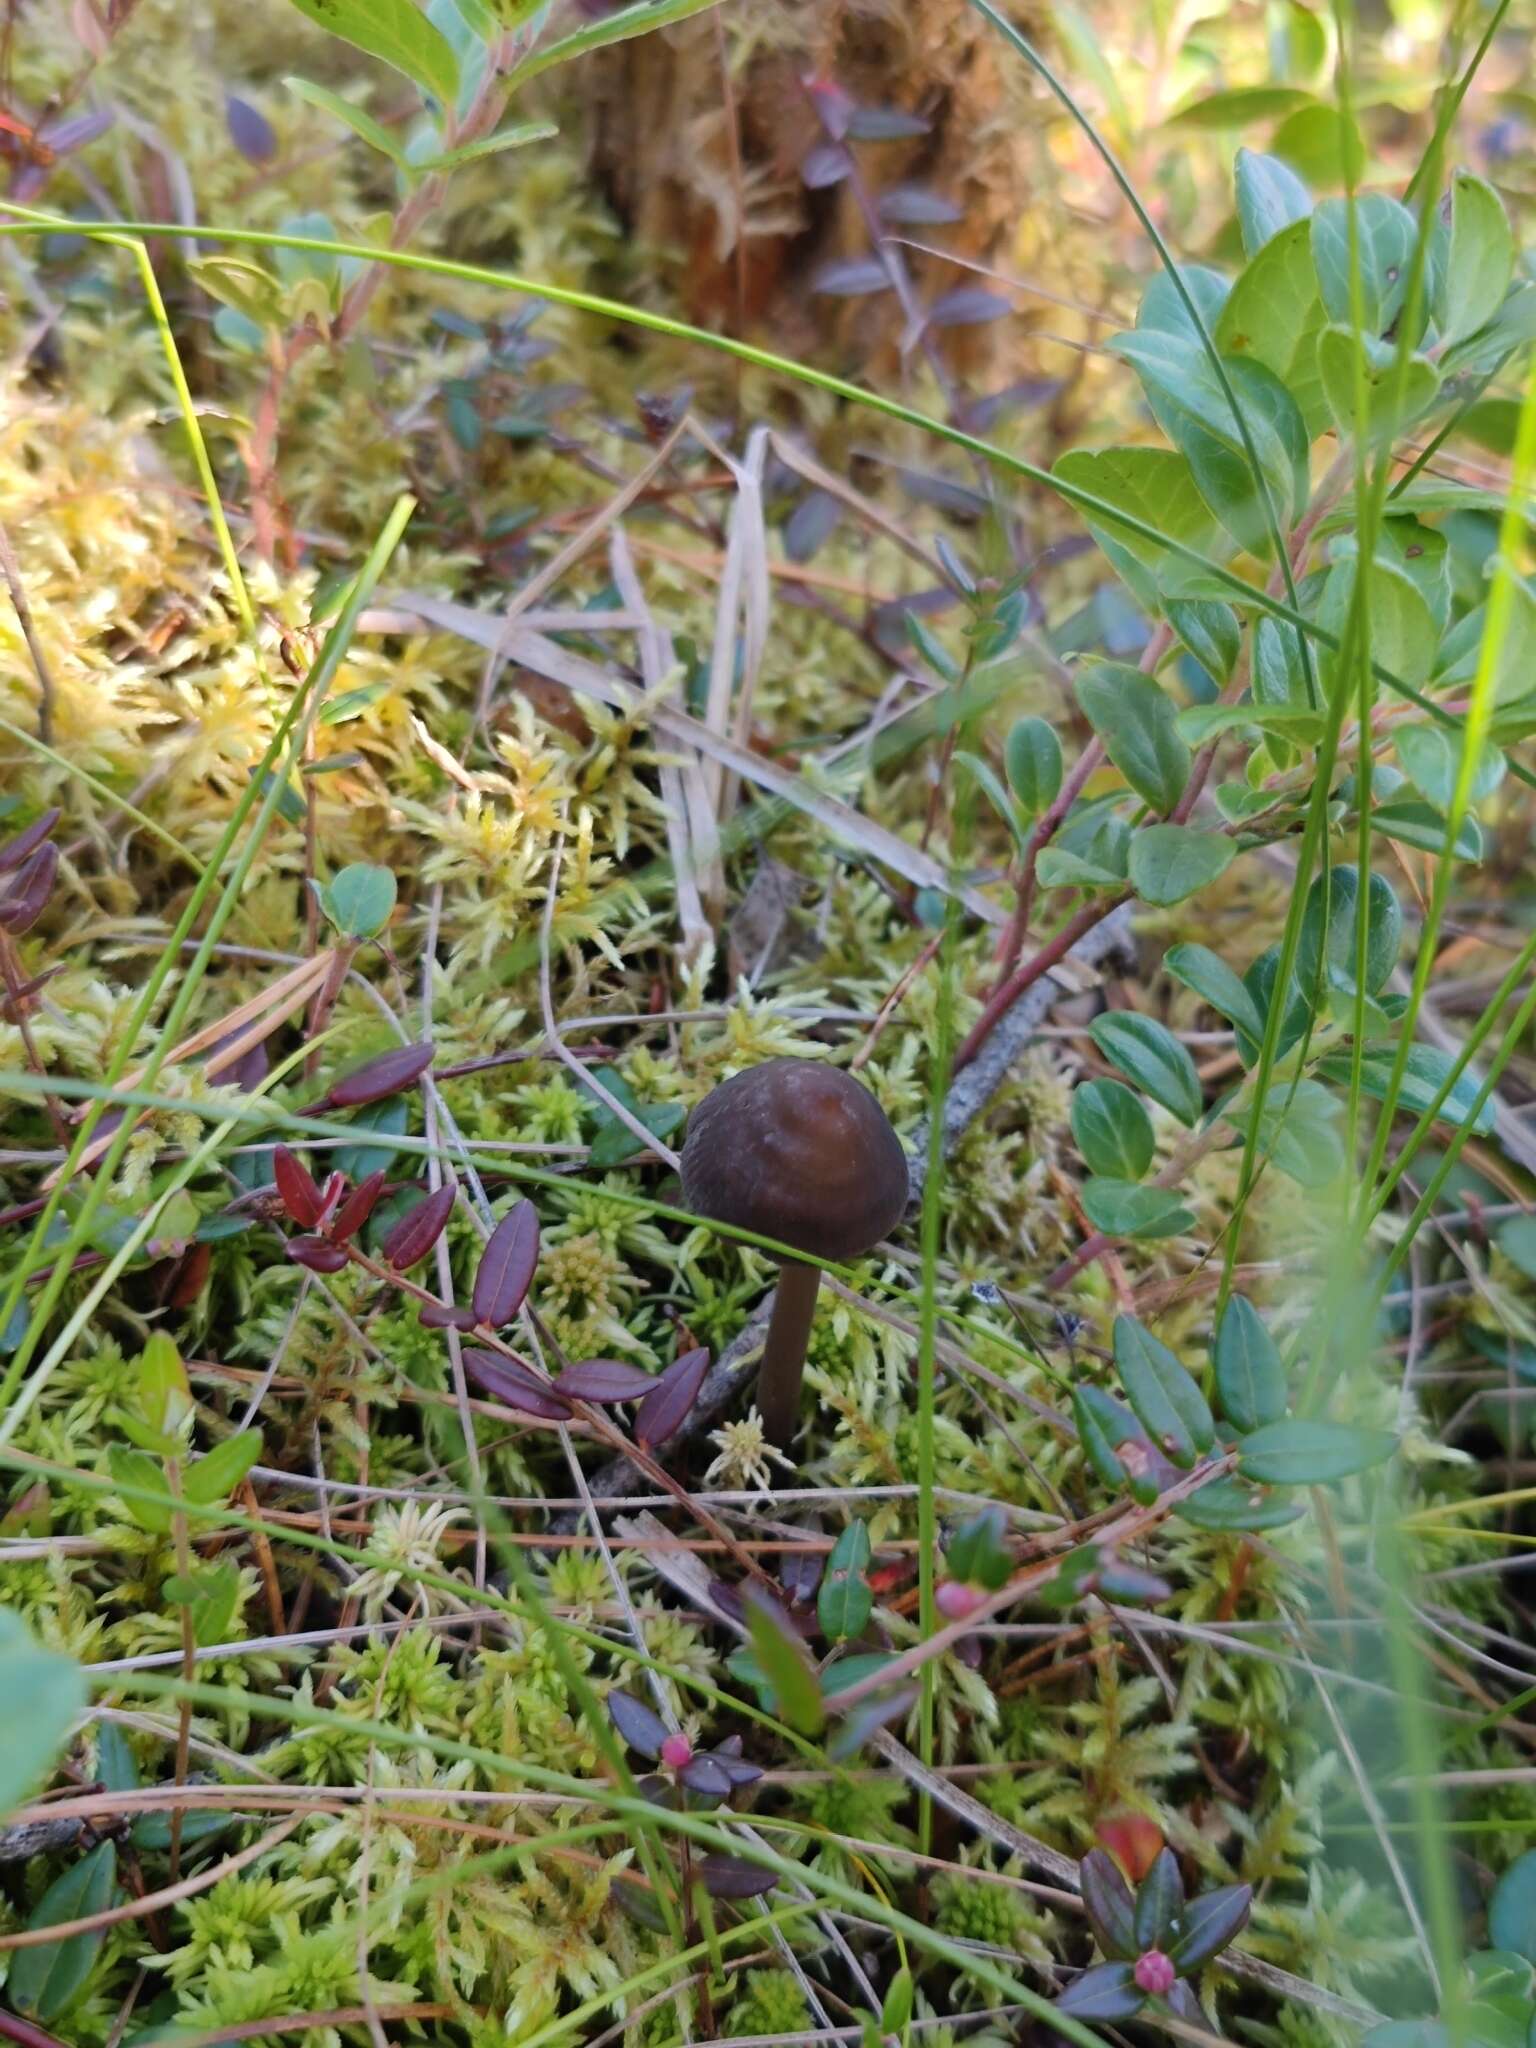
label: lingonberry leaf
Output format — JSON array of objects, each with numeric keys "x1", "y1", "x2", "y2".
[
  {"x1": 606, "y1": 1689, "x2": 667, "y2": 1760},
  {"x1": 553, "y1": 1359, "x2": 657, "y2": 1403},
  {"x1": 286, "y1": 1235, "x2": 349, "y2": 1273},
  {"x1": 471, "y1": 1198, "x2": 539, "y2": 1326},
  {"x1": 1055, "y1": 1960, "x2": 1145, "y2": 2020},
  {"x1": 1080, "y1": 1847, "x2": 1139, "y2": 1960},
  {"x1": 381, "y1": 1183, "x2": 457, "y2": 1269},
  {"x1": 272, "y1": 1146, "x2": 324, "y2": 1227},
  {"x1": 698, "y1": 1854, "x2": 777, "y2": 1900},
  {"x1": 708, "y1": 1748, "x2": 764, "y2": 1787},
  {"x1": 462, "y1": 1348, "x2": 572, "y2": 1421},
  {"x1": 0, "y1": 842, "x2": 58, "y2": 933},
  {"x1": 1167, "y1": 1882, "x2": 1252, "y2": 1972},
  {"x1": 324, "y1": 1041, "x2": 435, "y2": 1110},
  {"x1": 329, "y1": 1169, "x2": 387, "y2": 1242},
  {"x1": 1134, "y1": 1848, "x2": 1186, "y2": 1951},
  {"x1": 634, "y1": 1345, "x2": 710, "y2": 1448},
  {"x1": 0, "y1": 808, "x2": 59, "y2": 872}
]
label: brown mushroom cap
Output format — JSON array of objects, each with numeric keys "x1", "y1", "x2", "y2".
[{"x1": 679, "y1": 1058, "x2": 909, "y2": 1262}]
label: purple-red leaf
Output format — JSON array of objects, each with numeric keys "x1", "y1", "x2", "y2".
[
  {"x1": 877, "y1": 183, "x2": 963, "y2": 225},
  {"x1": 381, "y1": 1183, "x2": 457, "y2": 1270},
  {"x1": 0, "y1": 809, "x2": 59, "y2": 874},
  {"x1": 706, "y1": 1748, "x2": 763, "y2": 1788},
  {"x1": 1134, "y1": 1849, "x2": 1185, "y2": 1952},
  {"x1": 0, "y1": 843, "x2": 58, "y2": 934},
  {"x1": 418, "y1": 1302, "x2": 478, "y2": 1330},
  {"x1": 315, "y1": 1171, "x2": 346, "y2": 1225},
  {"x1": 607, "y1": 1690, "x2": 667, "y2": 1760},
  {"x1": 1166, "y1": 1883, "x2": 1251, "y2": 1973},
  {"x1": 462, "y1": 1347, "x2": 572, "y2": 1421},
  {"x1": 553, "y1": 1359, "x2": 657, "y2": 1404},
  {"x1": 634, "y1": 1345, "x2": 710, "y2": 1448},
  {"x1": 1056, "y1": 1961, "x2": 1144, "y2": 2021},
  {"x1": 471, "y1": 1199, "x2": 539, "y2": 1327},
  {"x1": 286, "y1": 1235, "x2": 349, "y2": 1273},
  {"x1": 698, "y1": 1854, "x2": 777, "y2": 1900},
  {"x1": 811, "y1": 257, "x2": 892, "y2": 299},
  {"x1": 801, "y1": 141, "x2": 851, "y2": 188},
  {"x1": 846, "y1": 104, "x2": 929, "y2": 140},
  {"x1": 325, "y1": 1042, "x2": 435, "y2": 1110},
  {"x1": 329, "y1": 1170, "x2": 387, "y2": 1243},
  {"x1": 273, "y1": 1146, "x2": 323, "y2": 1228},
  {"x1": 927, "y1": 286, "x2": 1012, "y2": 328},
  {"x1": 1081, "y1": 1848, "x2": 1139, "y2": 1961},
  {"x1": 679, "y1": 1754, "x2": 733, "y2": 1798},
  {"x1": 225, "y1": 92, "x2": 277, "y2": 163}
]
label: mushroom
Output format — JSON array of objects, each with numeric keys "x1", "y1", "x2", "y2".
[{"x1": 679, "y1": 1057, "x2": 909, "y2": 1446}]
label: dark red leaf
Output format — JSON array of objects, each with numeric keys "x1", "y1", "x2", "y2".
[
  {"x1": 607, "y1": 1689, "x2": 667, "y2": 1760},
  {"x1": 418, "y1": 1301, "x2": 478, "y2": 1330},
  {"x1": 779, "y1": 1544, "x2": 824, "y2": 1608},
  {"x1": 315, "y1": 1171, "x2": 346, "y2": 1225},
  {"x1": 287, "y1": 1235, "x2": 349, "y2": 1273},
  {"x1": 205, "y1": 1028, "x2": 269, "y2": 1090},
  {"x1": 163, "y1": 1242, "x2": 212, "y2": 1310},
  {"x1": 0, "y1": 843, "x2": 57, "y2": 934},
  {"x1": 634, "y1": 1345, "x2": 710, "y2": 1448},
  {"x1": 462, "y1": 1347, "x2": 572, "y2": 1421},
  {"x1": 471, "y1": 1199, "x2": 539, "y2": 1327},
  {"x1": 329, "y1": 1170, "x2": 387, "y2": 1243},
  {"x1": 225, "y1": 92, "x2": 276, "y2": 163},
  {"x1": 272, "y1": 1145, "x2": 323, "y2": 1228},
  {"x1": 553, "y1": 1359, "x2": 657, "y2": 1404},
  {"x1": 679, "y1": 1754, "x2": 733, "y2": 1798},
  {"x1": 0, "y1": 808, "x2": 59, "y2": 873},
  {"x1": 381, "y1": 1183, "x2": 457, "y2": 1269},
  {"x1": 801, "y1": 141, "x2": 851, "y2": 188},
  {"x1": 324, "y1": 1042, "x2": 435, "y2": 1110},
  {"x1": 698, "y1": 1854, "x2": 777, "y2": 1900}
]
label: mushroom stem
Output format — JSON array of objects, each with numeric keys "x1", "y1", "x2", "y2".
[{"x1": 758, "y1": 1261, "x2": 821, "y2": 1447}]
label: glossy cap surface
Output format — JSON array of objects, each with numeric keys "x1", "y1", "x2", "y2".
[{"x1": 679, "y1": 1057, "x2": 908, "y2": 1261}]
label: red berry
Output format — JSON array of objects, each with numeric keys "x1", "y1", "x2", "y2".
[
  {"x1": 660, "y1": 1733, "x2": 693, "y2": 1771},
  {"x1": 1134, "y1": 1951, "x2": 1176, "y2": 1997}
]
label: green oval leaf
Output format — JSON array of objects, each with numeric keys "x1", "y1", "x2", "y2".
[
  {"x1": 1237, "y1": 1418, "x2": 1396, "y2": 1485},
  {"x1": 1214, "y1": 1297, "x2": 1287, "y2": 1433},
  {"x1": 1114, "y1": 1314, "x2": 1215, "y2": 1465},
  {"x1": 1165, "y1": 941, "x2": 1266, "y2": 1042},
  {"x1": 9, "y1": 1841, "x2": 118, "y2": 2022},
  {"x1": 318, "y1": 862, "x2": 397, "y2": 940},
  {"x1": 1489, "y1": 1850, "x2": 1536, "y2": 1964},
  {"x1": 1004, "y1": 716, "x2": 1064, "y2": 817},
  {"x1": 0, "y1": 1611, "x2": 86, "y2": 1820},
  {"x1": 285, "y1": 0, "x2": 459, "y2": 105},
  {"x1": 1089, "y1": 1012, "x2": 1204, "y2": 1127},
  {"x1": 1071, "y1": 1078, "x2": 1155, "y2": 1183},
  {"x1": 818, "y1": 1520, "x2": 874, "y2": 1643},
  {"x1": 1081, "y1": 1178, "x2": 1196, "y2": 1241},
  {"x1": 183, "y1": 1430, "x2": 264, "y2": 1508},
  {"x1": 1075, "y1": 662, "x2": 1190, "y2": 815},
  {"x1": 1128, "y1": 823, "x2": 1236, "y2": 906}
]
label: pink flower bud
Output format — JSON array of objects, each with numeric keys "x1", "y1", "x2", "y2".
[
  {"x1": 660, "y1": 1732, "x2": 693, "y2": 1771},
  {"x1": 935, "y1": 1579, "x2": 985, "y2": 1621},
  {"x1": 1134, "y1": 1950, "x2": 1176, "y2": 1997}
]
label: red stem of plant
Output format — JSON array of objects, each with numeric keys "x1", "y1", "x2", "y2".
[{"x1": 955, "y1": 894, "x2": 1124, "y2": 1070}]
